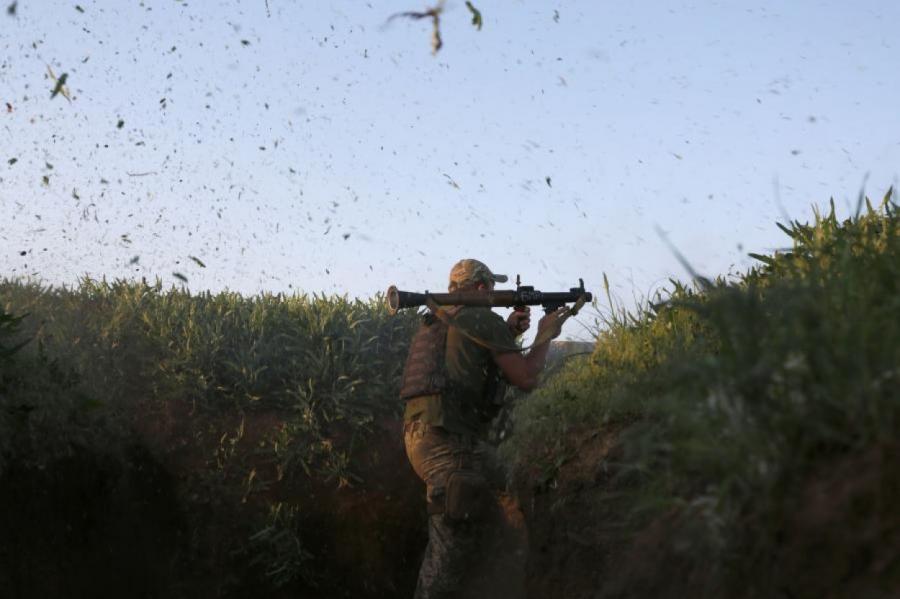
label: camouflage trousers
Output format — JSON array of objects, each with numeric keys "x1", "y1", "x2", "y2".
[{"x1": 404, "y1": 421, "x2": 527, "y2": 599}]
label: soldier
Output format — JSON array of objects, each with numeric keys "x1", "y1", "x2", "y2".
[{"x1": 400, "y1": 258, "x2": 566, "y2": 599}]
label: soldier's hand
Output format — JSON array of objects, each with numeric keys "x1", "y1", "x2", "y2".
[
  {"x1": 507, "y1": 307, "x2": 531, "y2": 335},
  {"x1": 536, "y1": 307, "x2": 566, "y2": 342}
]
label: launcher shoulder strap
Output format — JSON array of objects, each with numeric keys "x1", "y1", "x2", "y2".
[{"x1": 425, "y1": 297, "x2": 521, "y2": 353}]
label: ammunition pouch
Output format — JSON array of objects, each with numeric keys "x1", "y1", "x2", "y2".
[{"x1": 429, "y1": 469, "x2": 488, "y2": 523}]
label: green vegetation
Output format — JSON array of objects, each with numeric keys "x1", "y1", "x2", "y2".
[
  {"x1": 0, "y1": 280, "x2": 419, "y2": 594},
  {"x1": 1, "y1": 280, "x2": 416, "y2": 474},
  {"x1": 503, "y1": 190, "x2": 900, "y2": 596},
  {"x1": 1, "y1": 300, "x2": 124, "y2": 476}
]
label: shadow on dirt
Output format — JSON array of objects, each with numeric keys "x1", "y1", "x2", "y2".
[
  {"x1": 0, "y1": 445, "x2": 183, "y2": 599},
  {"x1": 0, "y1": 413, "x2": 428, "y2": 599}
]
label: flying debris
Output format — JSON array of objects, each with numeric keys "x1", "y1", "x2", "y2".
[
  {"x1": 387, "y1": 0, "x2": 445, "y2": 54},
  {"x1": 465, "y1": 2, "x2": 482, "y2": 30},
  {"x1": 173, "y1": 272, "x2": 188, "y2": 283},
  {"x1": 47, "y1": 66, "x2": 71, "y2": 101},
  {"x1": 189, "y1": 256, "x2": 206, "y2": 268},
  {"x1": 443, "y1": 173, "x2": 460, "y2": 189},
  {"x1": 545, "y1": 176, "x2": 552, "y2": 188},
  {"x1": 6, "y1": 2, "x2": 16, "y2": 17}
]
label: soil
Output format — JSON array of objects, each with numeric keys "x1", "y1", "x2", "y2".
[
  {"x1": 770, "y1": 442, "x2": 900, "y2": 599},
  {"x1": 0, "y1": 401, "x2": 427, "y2": 599},
  {"x1": 515, "y1": 429, "x2": 900, "y2": 599},
  {"x1": 513, "y1": 425, "x2": 633, "y2": 599}
]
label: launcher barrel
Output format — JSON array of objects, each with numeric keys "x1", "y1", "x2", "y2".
[{"x1": 386, "y1": 283, "x2": 592, "y2": 315}]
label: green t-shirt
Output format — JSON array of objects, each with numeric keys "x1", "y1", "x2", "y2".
[{"x1": 404, "y1": 306, "x2": 520, "y2": 435}]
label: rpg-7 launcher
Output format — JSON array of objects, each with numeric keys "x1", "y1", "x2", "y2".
[{"x1": 386, "y1": 276, "x2": 592, "y2": 316}]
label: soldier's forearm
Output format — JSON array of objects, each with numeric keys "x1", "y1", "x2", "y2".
[{"x1": 524, "y1": 339, "x2": 551, "y2": 382}]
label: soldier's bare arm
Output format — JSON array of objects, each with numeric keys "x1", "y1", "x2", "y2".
[{"x1": 492, "y1": 309, "x2": 564, "y2": 391}]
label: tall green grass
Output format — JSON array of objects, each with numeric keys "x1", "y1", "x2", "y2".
[
  {"x1": 503, "y1": 190, "x2": 900, "y2": 592},
  {"x1": 1, "y1": 280, "x2": 416, "y2": 473}
]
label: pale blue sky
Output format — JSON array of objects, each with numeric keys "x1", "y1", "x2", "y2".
[{"x1": 1, "y1": 0, "x2": 898, "y2": 339}]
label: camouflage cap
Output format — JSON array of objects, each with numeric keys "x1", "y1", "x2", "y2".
[{"x1": 448, "y1": 259, "x2": 508, "y2": 290}]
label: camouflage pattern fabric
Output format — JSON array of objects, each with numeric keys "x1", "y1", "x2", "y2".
[
  {"x1": 403, "y1": 306, "x2": 517, "y2": 437},
  {"x1": 404, "y1": 420, "x2": 526, "y2": 599},
  {"x1": 415, "y1": 513, "x2": 480, "y2": 599},
  {"x1": 448, "y1": 258, "x2": 508, "y2": 291}
]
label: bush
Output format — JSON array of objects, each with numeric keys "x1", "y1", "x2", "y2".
[{"x1": 503, "y1": 190, "x2": 900, "y2": 594}]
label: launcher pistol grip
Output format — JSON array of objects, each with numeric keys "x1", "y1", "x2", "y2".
[{"x1": 514, "y1": 284, "x2": 534, "y2": 312}]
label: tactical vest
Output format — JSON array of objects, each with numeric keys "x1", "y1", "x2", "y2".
[
  {"x1": 399, "y1": 308, "x2": 506, "y2": 422},
  {"x1": 399, "y1": 311, "x2": 452, "y2": 400}
]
